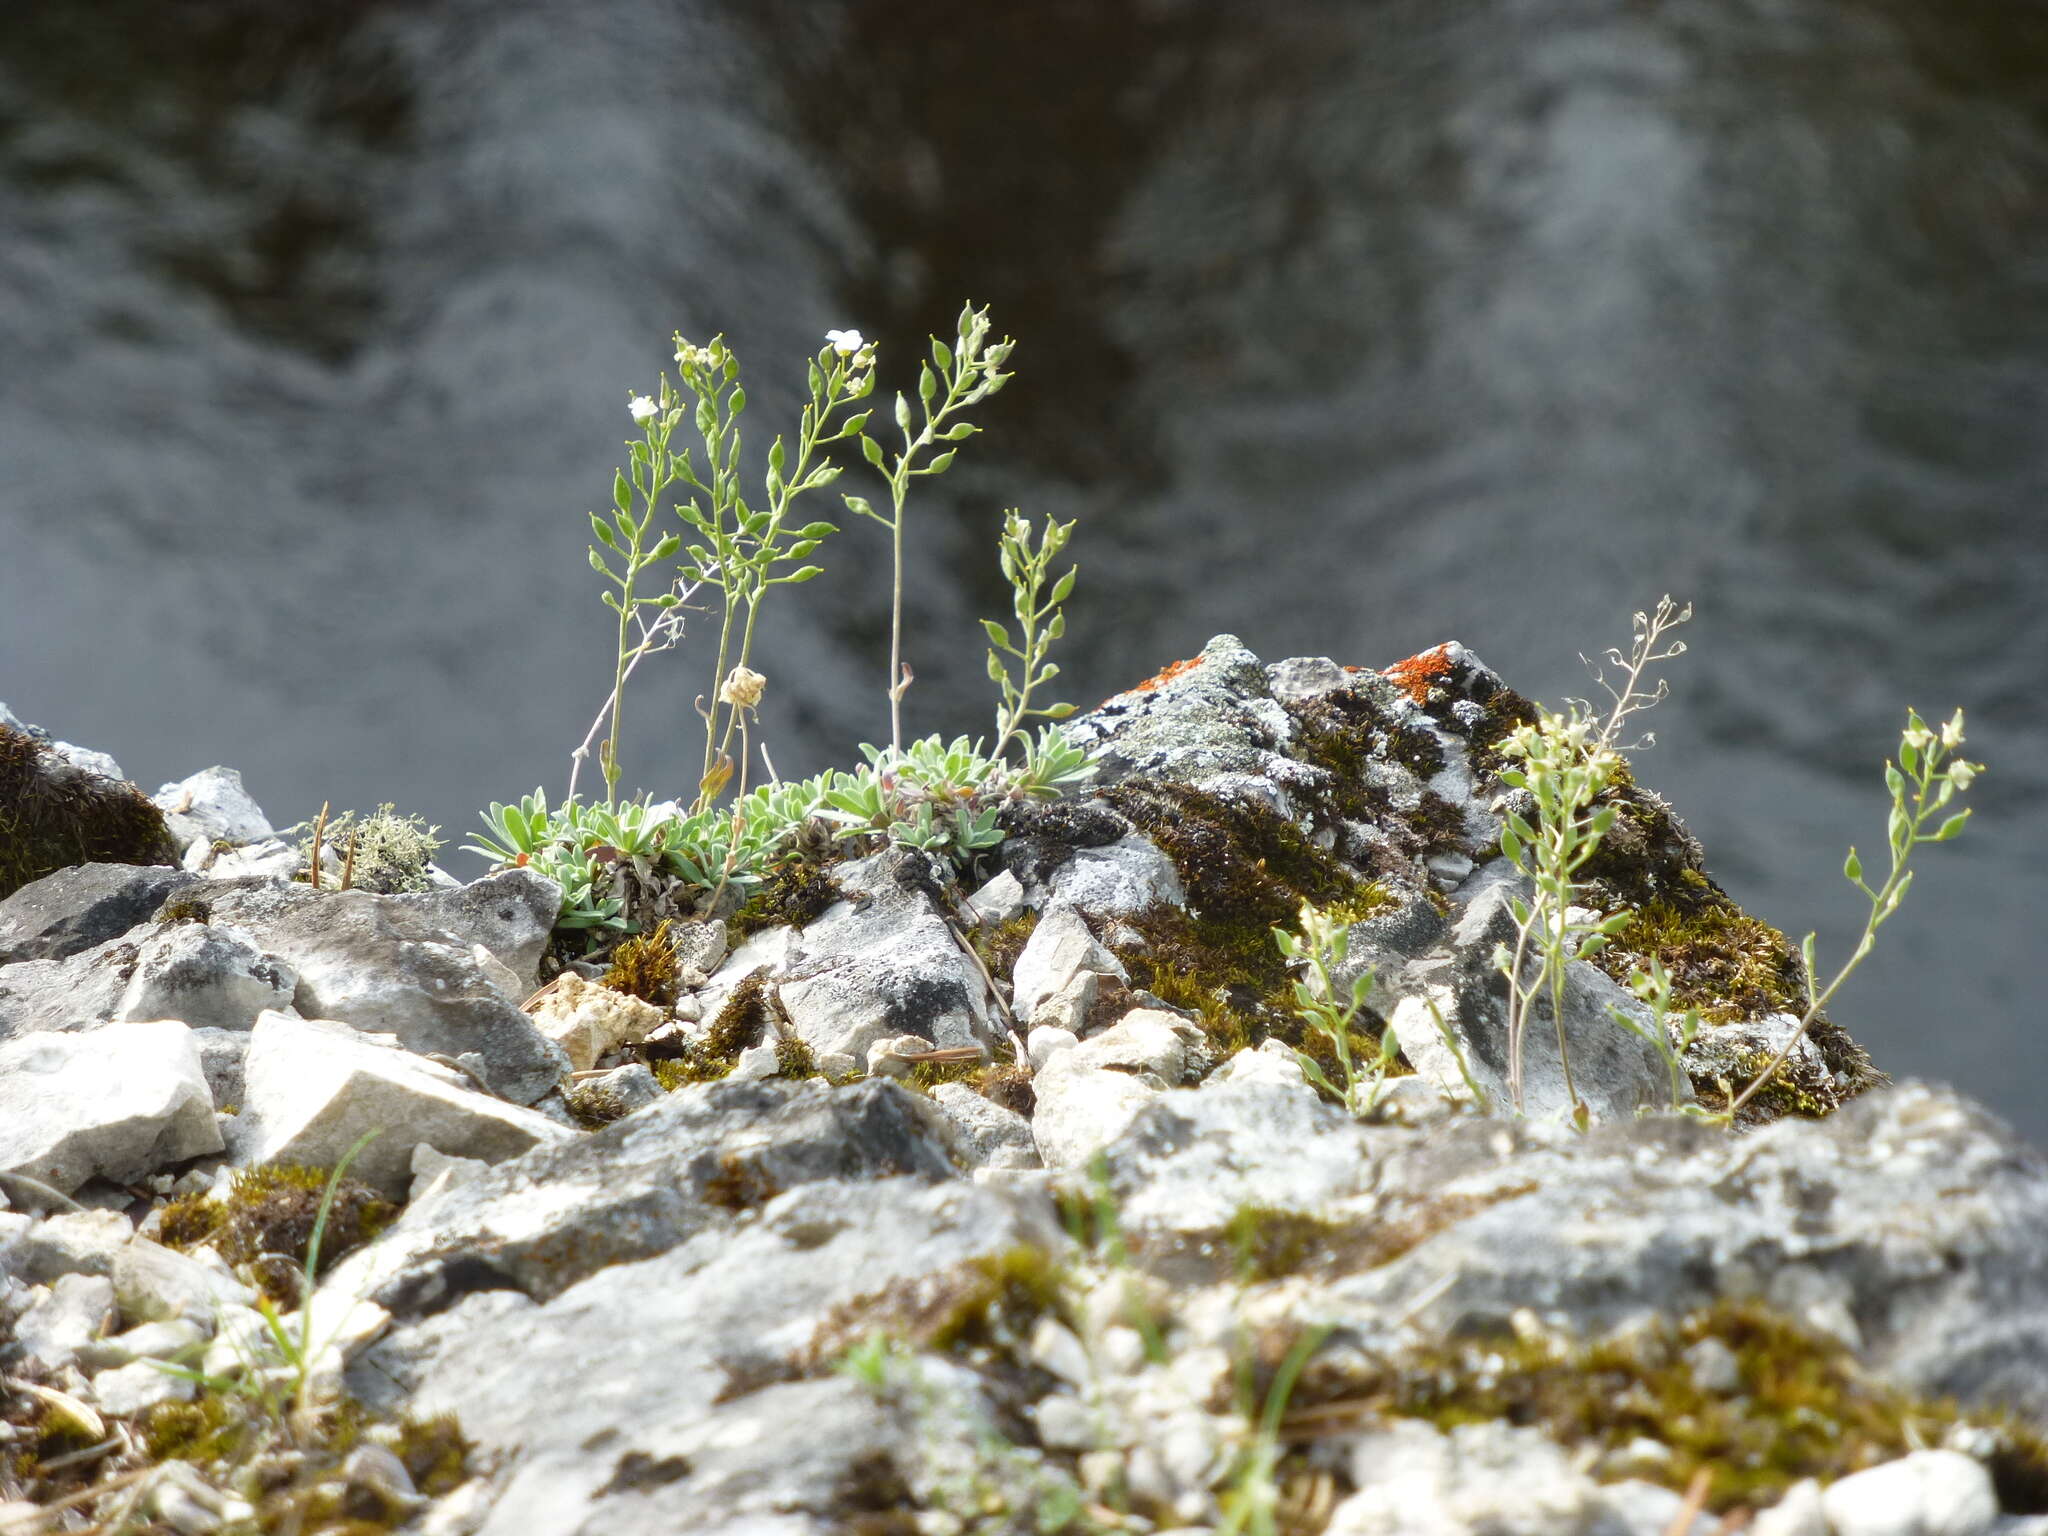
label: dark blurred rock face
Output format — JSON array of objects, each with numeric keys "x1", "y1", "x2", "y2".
[{"x1": 0, "y1": 0, "x2": 2043, "y2": 1136}]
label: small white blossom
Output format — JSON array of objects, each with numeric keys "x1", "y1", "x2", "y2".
[
  {"x1": 825, "y1": 329, "x2": 867, "y2": 357},
  {"x1": 627, "y1": 394, "x2": 658, "y2": 424},
  {"x1": 674, "y1": 339, "x2": 718, "y2": 371},
  {"x1": 719, "y1": 665, "x2": 767, "y2": 710}
]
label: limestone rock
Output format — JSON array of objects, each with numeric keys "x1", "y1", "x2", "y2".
[
  {"x1": 1823, "y1": 1451, "x2": 1999, "y2": 1536},
  {"x1": 0, "y1": 1021, "x2": 222, "y2": 1194},
  {"x1": 113, "y1": 920, "x2": 297, "y2": 1030},
  {"x1": 526, "y1": 971, "x2": 663, "y2": 1072},
  {"x1": 236, "y1": 1011, "x2": 575, "y2": 1199},
  {"x1": 0, "y1": 862, "x2": 198, "y2": 964},
  {"x1": 152, "y1": 765, "x2": 274, "y2": 853}
]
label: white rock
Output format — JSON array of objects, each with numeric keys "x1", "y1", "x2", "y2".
[
  {"x1": 1029, "y1": 1011, "x2": 1194, "y2": 1169},
  {"x1": 865, "y1": 1034, "x2": 931, "y2": 1079},
  {"x1": 92, "y1": 1357, "x2": 195, "y2": 1416},
  {"x1": 1752, "y1": 1479, "x2": 1829, "y2": 1536},
  {"x1": 525, "y1": 972, "x2": 664, "y2": 1073},
  {"x1": 1027, "y1": 1025, "x2": 1080, "y2": 1070},
  {"x1": 730, "y1": 1043, "x2": 781, "y2": 1083},
  {"x1": 0, "y1": 1021, "x2": 223, "y2": 1194},
  {"x1": 965, "y1": 869, "x2": 1028, "y2": 925},
  {"x1": 1011, "y1": 908, "x2": 1125, "y2": 1021},
  {"x1": 410, "y1": 1143, "x2": 493, "y2": 1205},
  {"x1": 1212, "y1": 1038, "x2": 1311, "y2": 1090},
  {"x1": 154, "y1": 765, "x2": 274, "y2": 852},
  {"x1": 1040, "y1": 834, "x2": 1186, "y2": 917},
  {"x1": 1822, "y1": 1451, "x2": 1999, "y2": 1536},
  {"x1": 113, "y1": 1238, "x2": 258, "y2": 1326},
  {"x1": 190, "y1": 839, "x2": 301, "y2": 881},
  {"x1": 0, "y1": 1208, "x2": 133, "y2": 1282},
  {"x1": 237, "y1": 1011, "x2": 576, "y2": 1199},
  {"x1": 12, "y1": 1271, "x2": 115, "y2": 1370},
  {"x1": 78, "y1": 1316, "x2": 208, "y2": 1369},
  {"x1": 1029, "y1": 969, "x2": 1102, "y2": 1035},
  {"x1": 929, "y1": 1082, "x2": 1039, "y2": 1171},
  {"x1": 114, "y1": 922, "x2": 297, "y2": 1031}
]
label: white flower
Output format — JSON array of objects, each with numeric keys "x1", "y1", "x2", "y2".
[
  {"x1": 825, "y1": 329, "x2": 867, "y2": 357},
  {"x1": 719, "y1": 665, "x2": 766, "y2": 710},
  {"x1": 674, "y1": 339, "x2": 718, "y2": 371},
  {"x1": 627, "y1": 394, "x2": 658, "y2": 424}
]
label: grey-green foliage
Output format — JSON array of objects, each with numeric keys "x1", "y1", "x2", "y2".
[{"x1": 288, "y1": 804, "x2": 442, "y2": 894}]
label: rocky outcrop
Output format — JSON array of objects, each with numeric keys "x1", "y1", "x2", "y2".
[{"x1": 0, "y1": 646, "x2": 2032, "y2": 1536}]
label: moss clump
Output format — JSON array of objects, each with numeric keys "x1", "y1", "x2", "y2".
[
  {"x1": 155, "y1": 896, "x2": 213, "y2": 926},
  {"x1": 728, "y1": 857, "x2": 843, "y2": 943},
  {"x1": 655, "y1": 971, "x2": 774, "y2": 1087},
  {"x1": 155, "y1": 1164, "x2": 397, "y2": 1307},
  {"x1": 1593, "y1": 897, "x2": 1804, "y2": 1025},
  {"x1": 1300, "y1": 1300, "x2": 2048, "y2": 1515},
  {"x1": 602, "y1": 919, "x2": 682, "y2": 1007},
  {"x1": 774, "y1": 1034, "x2": 817, "y2": 1080},
  {"x1": 0, "y1": 724, "x2": 181, "y2": 901},
  {"x1": 142, "y1": 1393, "x2": 249, "y2": 1463},
  {"x1": 969, "y1": 910, "x2": 1041, "y2": 984}
]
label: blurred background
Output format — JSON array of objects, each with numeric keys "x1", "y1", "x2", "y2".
[{"x1": 2, "y1": 1, "x2": 2043, "y2": 1140}]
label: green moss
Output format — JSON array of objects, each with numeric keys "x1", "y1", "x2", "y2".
[
  {"x1": 1593, "y1": 897, "x2": 1805, "y2": 1025},
  {"x1": 654, "y1": 971, "x2": 774, "y2": 1087},
  {"x1": 774, "y1": 1034, "x2": 818, "y2": 1080},
  {"x1": 602, "y1": 919, "x2": 681, "y2": 1007},
  {"x1": 0, "y1": 724, "x2": 181, "y2": 901},
  {"x1": 728, "y1": 857, "x2": 843, "y2": 943},
  {"x1": 155, "y1": 896, "x2": 213, "y2": 926},
  {"x1": 1304, "y1": 1300, "x2": 2048, "y2": 1515},
  {"x1": 154, "y1": 1163, "x2": 397, "y2": 1307},
  {"x1": 970, "y1": 910, "x2": 1041, "y2": 984},
  {"x1": 143, "y1": 1393, "x2": 248, "y2": 1463}
]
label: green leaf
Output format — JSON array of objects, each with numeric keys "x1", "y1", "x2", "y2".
[
  {"x1": 1047, "y1": 613, "x2": 1066, "y2": 640},
  {"x1": 590, "y1": 513, "x2": 619, "y2": 549},
  {"x1": 1801, "y1": 931, "x2": 1817, "y2": 978},
  {"x1": 729, "y1": 385, "x2": 746, "y2": 415},
  {"x1": 783, "y1": 565, "x2": 824, "y2": 583},
  {"x1": 768, "y1": 438, "x2": 785, "y2": 476},
  {"x1": 842, "y1": 494, "x2": 877, "y2": 522},
  {"x1": 861, "y1": 435, "x2": 885, "y2": 469},
  {"x1": 1044, "y1": 702, "x2": 1076, "y2": 719},
  {"x1": 1899, "y1": 738, "x2": 1921, "y2": 778},
  {"x1": 1500, "y1": 824, "x2": 1522, "y2": 865},
  {"x1": 797, "y1": 521, "x2": 837, "y2": 538},
  {"x1": 943, "y1": 421, "x2": 980, "y2": 440},
  {"x1": 650, "y1": 533, "x2": 681, "y2": 560},
  {"x1": 894, "y1": 392, "x2": 912, "y2": 435},
  {"x1": 1049, "y1": 569, "x2": 1076, "y2": 605},
  {"x1": 919, "y1": 363, "x2": 938, "y2": 405},
  {"x1": 613, "y1": 470, "x2": 632, "y2": 512},
  {"x1": 1842, "y1": 847, "x2": 1862, "y2": 883},
  {"x1": 981, "y1": 619, "x2": 1013, "y2": 649},
  {"x1": 925, "y1": 449, "x2": 957, "y2": 474},
  {"x1": 986, "y1": 650, "x2": 1007, "y2": 685},
  {"x1": 588, "y1": 547, "x2": 609, "y2": 575},
  {"x1": 932, "y1": 337, "x2": 953, "y2": 371}
]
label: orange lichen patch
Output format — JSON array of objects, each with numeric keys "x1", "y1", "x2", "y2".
[
  {"x1": 1384, "y1": 644, "x2": 1454, "y2": 706},
  {"x1": 1127, "y1": 654, "x2": 1205, "y2": 695}
]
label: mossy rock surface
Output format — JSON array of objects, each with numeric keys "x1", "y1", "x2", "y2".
[{"x1": 0, "y1": 725, "x2": 180, "y2": 901}]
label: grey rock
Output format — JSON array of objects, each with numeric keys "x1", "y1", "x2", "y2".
[
  {"x1": 113, "y1": 921, "x2": 296, "y2": 1030},
  {"x1": 1030, "y1": 1010, "x2": 1201, "y2": 1169},
  {"x1": 0, "y1": 931, "x2": 141, "y2": 1041},
  {"x1": 188, "y1": 1027, "x2": 250, "y2": 1111},
  {"x1": 0, "y1": 863, "x2": 198, "y2": 964},
  {"x1": 1326, "y1": 1418, "x2": 1649, "y2": 1536},
  {"x1": 566, "y1": 1063, "x2": 664, "y2": 1120},
  {"x1": 77, "y1": 1316, "x2": 208, "y2": 1369},
  {"x1": 92, "y1": 1357, "x2": 195, "y2": 1416},
  {"x1": 202, "y1": 879, "x2": 567, "y2": 1103},
  {"x1": 152, "y1": 766, "x2": 274, "y2": 852},
  {"x1": 773, "y1": 850, "x2": 998, "y2": 1062},
  {"x1": 930, "y1": 1082, "x2": 1040, "y2": 1171},
  {"x1": 1381, "y1": 860, "x2": 1673, "y2": 1122},
  {"x1": 1010, "y1": 906, "x2": 1125, "y2": 1023},
  {"x1": 236, "y1": 1012, "x2": 574, "y2": 1199},
  {"x1": 323, "y1": 1078, "x2": 965, "y2": 1315},
  {"x1": 1037, "y1": 833, "x2": 1186, "y2": 918},
  {"x1": 1064, "y1": 633, "x2": 1299, "y2": 791},
  {"x1": 112, "y1": 1237, "x2": 258, "y2": 1326},
  {"x1": 1822, "y1": 1451, "x2": 1999, "y2": 1536},
  {"x1": 0, "y1": 1021, "x2": 222, "y2": 1194},
  {"x1": 0, "y1": 1208, "x2": 133, "y2": 1281},
  {"x1": 9, "y1": 1271, "x2": 115, "y2": 1370},
  {"x1": 375, "y1": 1179, "x2": 1061, "y2": 1536},
  {"x1": 965, "y1": 868, "x2": 1028, "y2": 925}
]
